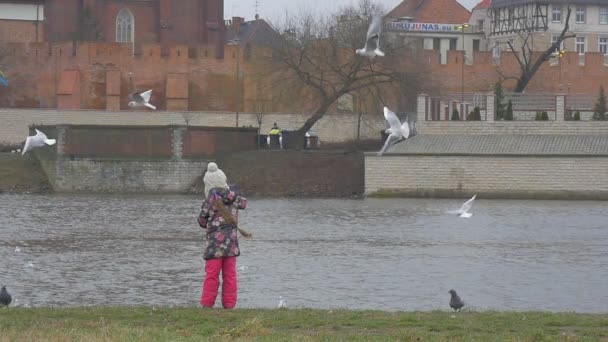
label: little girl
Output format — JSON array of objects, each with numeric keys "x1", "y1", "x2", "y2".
[{"x1": 197, "y1": 186, "x2": 247, "y2": 309}]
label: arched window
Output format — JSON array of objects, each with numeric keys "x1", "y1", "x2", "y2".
[{"x1": 116, "y1": 8, "x2": 134, "y2": 43}]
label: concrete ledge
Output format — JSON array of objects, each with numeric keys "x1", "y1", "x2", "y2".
[{"x1": 367, "y1": 188, "x2": 608, "y2": 201}]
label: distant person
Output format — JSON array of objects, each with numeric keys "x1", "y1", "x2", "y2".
[
  {"x1": 203, "y1": 162, "x2": 227, "y2": 199},
  {"x1": 268, "y1": 122, "x2": 281, "y2": 136},
  {"x1": 197, "y1": 170, "x2": 247, "y2": 309},
  {"x1": 268, "y1": 123, "x2": 282, "y2": 149}
]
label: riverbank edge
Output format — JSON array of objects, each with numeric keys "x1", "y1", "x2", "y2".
[
  {"x1": 368, "y1": 188, "x2": 608, "y2": 201},
  {"x1": 1, "y1": 307, "x2": 606, "y2": 341}
]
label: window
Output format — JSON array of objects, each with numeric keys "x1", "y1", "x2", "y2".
[
  {"x1": 433, "y1": 38, "x2": 440, "y2": 50},
  {"x1": 493, "y1": 41, "x2": 501, "y2": 58},
  {"x1": 116, "y1": 8, "x2": 134, "y2": 43},
  {"x1": 575, "y1": 36, "x2": 586, "y2": 54},
  {"x1": 449, "y1": 38, "x2": 457, "y2": 50},
  {"x1": 600, "y1": 7, "x2": 608, "y2": 25},
  {"x1": 599, "y1": 37, "x2": 608, "y2": 55},
  {"x1": 473, "y1": 39, "x2": 480, "y2": 51},
  {"x1": 551, "y1": 6, "x2": 562, "y2": 22},
  {"x1": 551, "y1": 35, "x2": 564, "y2": 51},
  {"x1": 476, "y1": 19, "x2": 484, "y2": 31},
  {"x1": 575, "y1": 6, "x2": 585, "y2": 24}
]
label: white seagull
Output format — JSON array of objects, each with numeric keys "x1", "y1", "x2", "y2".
[
  {"x1": 22, "y1": 129, "x2": 56, "y2": 155},
  {"x1": 277, "y1": 296, "x2": 287, "y2": 308},
  {"x1": 356, "y1": 15, "x2": 385, "y2": 58},
  {"x1": 378, "y1": 106, "x2": 410, "y2": 156},
  {"x1": 447, "y1": 195, "x2": 477, "y2": 218},
  {"x1": 128, "y1": 89, "x2": 156, "y2": 110}
]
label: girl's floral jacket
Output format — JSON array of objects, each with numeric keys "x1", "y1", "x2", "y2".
[{"x1": 197, "y1": 188, "x2": 247, "y2": 260}]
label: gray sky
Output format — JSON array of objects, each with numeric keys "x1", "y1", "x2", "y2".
[{"x1": 225, "y1": 0, "x2": 481, "y2": 23}]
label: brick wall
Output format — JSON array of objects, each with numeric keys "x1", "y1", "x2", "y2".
[
  {"x1": 365, "y1": 155, "x2": 608, "y2": 200},
  {"x1": 1, "y1": 41, "x2": 608, "y2": 112},
  {"x1": 216, "y1": 150, "x2": 364, "y2": 197}
]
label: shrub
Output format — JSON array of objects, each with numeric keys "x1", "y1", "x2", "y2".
[
  {"x1": 573, "y1": 111, "x2": 581, "y2": 120},
  {"x1": 451, "y1": 108, "x2": 460, "y2": 121},
  {"x1": 494, "y1": 83, "x2": 505, "y2": 120},
  {"x1": 593, "y1": 85, "x2": 607, "y2": 120},
  {"x1": 535, "y1": 111, "x2": 549, "y2": 121},
  {"x1": 504, "y1": 100, "x2": 514, "y2": 120},
  {"x1": 466, "y1": 106, "x2": 481, "y2": 121}
]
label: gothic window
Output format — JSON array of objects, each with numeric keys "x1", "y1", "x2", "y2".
[{"x1": 116, "y1": 8, "x2": 134, "y2": 43}]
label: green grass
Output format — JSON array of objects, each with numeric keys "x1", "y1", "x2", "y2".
[{"x1": 1, "y1": 307, "x2": 607, "y2": 341}]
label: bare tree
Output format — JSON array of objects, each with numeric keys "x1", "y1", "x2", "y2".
[
  {"x1": 268, "y1": 0, "x2": 430, "y2": 147},
  {"x1": 500, "y1": 7, "x2": 575, "y2": 93}
]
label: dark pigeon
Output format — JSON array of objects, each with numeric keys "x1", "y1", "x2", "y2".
[
  {"x1": 0, "y1": 286, "x2": 11, "y2": 307},
  {"x1": 448, "y1": 289, "x2": 464, "y2": 312}
]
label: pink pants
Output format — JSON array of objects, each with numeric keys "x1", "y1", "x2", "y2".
[{"x1": 200, "y1": 257, "x2": 237, "y2": 309}]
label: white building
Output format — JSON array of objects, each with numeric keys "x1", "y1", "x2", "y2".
[{"x1": 487, "y1": 0, "x2": 608, "y2": 61}]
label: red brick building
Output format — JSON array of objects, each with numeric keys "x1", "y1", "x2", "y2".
[{"x1": 0, "y1": 0, "x2": 225, "y2": 57}]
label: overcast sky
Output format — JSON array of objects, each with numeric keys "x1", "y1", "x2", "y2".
[{"x1": 225, "y1": 0, "x2": 481, "y2": 23}]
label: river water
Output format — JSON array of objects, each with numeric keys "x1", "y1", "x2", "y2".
[{"x1": 1, "y1": 194, "x2": 607, "y2": 312}]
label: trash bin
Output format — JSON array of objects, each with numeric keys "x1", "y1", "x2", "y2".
[
  {"x1": 305, "y1": 130, "x2": 320, "y2": 149},
  {"x1": 269, "y1": 134, "x2": 281, "y2": 149},
  {"x1": 259, "y1": 134, "x2": 268, "y2": 148},
  {"x1": 281, "y1": 130, "x2": 293, "y2": 149}
]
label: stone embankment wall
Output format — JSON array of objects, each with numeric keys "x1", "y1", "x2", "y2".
[
  {"x1": 0, "y1": 109, "x2": 387, "y2": 145},
  {"x1": 366, "y1": 154, "x2": 608, "y2": 200}
]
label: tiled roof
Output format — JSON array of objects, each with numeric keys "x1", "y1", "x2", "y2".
[
  {"x1": 386, "y1": 135, "x2": 608, "y2": 155},
  {"x1": 472, "y1": 0, "x2": 492, "y2": 11},
  {"x1": 387, "y1": 0, "x2": 471, "y2": 24},
  {"x1": 226, "y1": 18, "x2": 280, "y2": 47}
]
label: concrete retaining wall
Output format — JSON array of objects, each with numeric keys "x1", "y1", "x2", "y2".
[
  {"x1": 0, "y1": 109, "x2": 387, "y2": 145},
  {"x1": 365, "y1": 154, "x2": 608, "y2": 200}
]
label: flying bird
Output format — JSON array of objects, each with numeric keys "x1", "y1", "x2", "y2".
[
  {"x1": 446, "y1": 195, "x2": 477, "y2": 218},
  {"x1": 356, "y1": 15, "x2": 385, "y2": 58},
  {"x1": 378, "y1": 106, "x2": 410, "y2": 156},
  {"x1": 0, "y1": 286, "x2": 12, "y2": 307},
  {"x1": 448, "y1": 289, "x2": 464, "y2": 312},
  {"x1": 22, "y1": 129, "x2": 56, "y2": 155},
  {"x1": 128, "y1": 89, "x2": 156, "y2": 110}
]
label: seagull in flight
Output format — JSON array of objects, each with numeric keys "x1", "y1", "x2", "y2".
[
  {"x1": 446, "y1": 195, "x2": 477, "y2": 218},
  {"x1": 378, "y1": 106, "x2": 410, "y2": 156},
  {"x1": 22, "y1": 129, "x2": 56, "y2": 155},
  {"x1": 128, "y1": 89, "x2": 156, "y2": 110},
  {"x1": 356, "y1": 15, "x2": 385, "y2": 58}
]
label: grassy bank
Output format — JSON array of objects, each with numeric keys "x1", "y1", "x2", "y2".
[
  {"x1": 1, "y1": 307, "x2": 607, "y2": 341},
  {"x1": 0, "y1": 153, "x2": 51, "y2": 193}
]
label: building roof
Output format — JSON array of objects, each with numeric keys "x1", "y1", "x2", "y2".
[
  {"x1": 490, "y1": 0, "x2": 607, "y2": 8},
  {"x1": 472, "y1": 0, "x2": 492, "y2": 11},
  {"x1": 387, "y1": 0, "x2": 471, "y2": 24},
  {"x1": 226, "y1": 18, "x2": 280, "y2": 47},
  {"x1": 388, "y1": 135, "x2": 608, "y2": 155}
]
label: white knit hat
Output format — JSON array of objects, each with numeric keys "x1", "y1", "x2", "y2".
[{"x1": 203, "y1": 162, "x2": 228, "y2": 197}]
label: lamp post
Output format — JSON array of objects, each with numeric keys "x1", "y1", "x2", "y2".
[
  {"x1": 227, "y1": 38, "x2": 241, "y2": 127},
  {"x1": 457, "y1": 23, "x2": 469, "y2": 115},
  {"x1": 552, "y1": 49, "x2": 566, "y2": 91}
]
